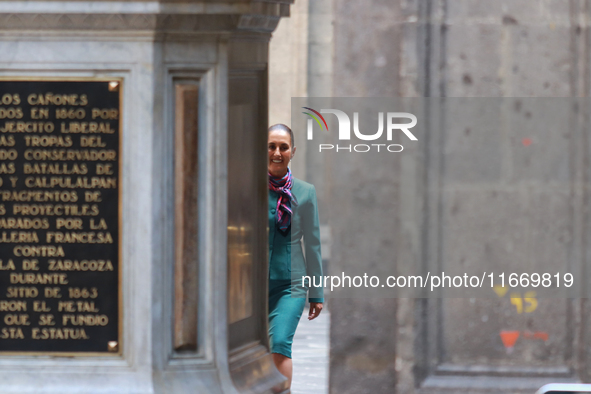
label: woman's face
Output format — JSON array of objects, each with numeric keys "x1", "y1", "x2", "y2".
[{"x1": 268, "y1": 129, "x2": 296, "y2": 178}]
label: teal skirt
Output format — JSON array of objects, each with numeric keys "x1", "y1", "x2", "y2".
[{"x1": 268, "y1": 280, "x2": 307, "y2": 358}]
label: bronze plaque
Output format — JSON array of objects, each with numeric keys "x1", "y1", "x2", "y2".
[{"x1": 0, "y1": 80, "x2": 121, "y2": 354}]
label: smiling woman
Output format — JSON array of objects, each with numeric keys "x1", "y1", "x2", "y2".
[
  {"x1": 267, "y1": 123, "x2": 324, "y2": 390},
  {"x1": 268, "y1": 123, "x2": 295, "y2": 178}
]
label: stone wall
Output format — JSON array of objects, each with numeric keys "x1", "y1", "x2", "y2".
[{"x1": 270, "y1": 0, "x2": 591, "y2": 393}]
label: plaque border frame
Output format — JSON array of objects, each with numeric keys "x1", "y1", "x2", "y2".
[{"x1": 0, "y1": 76, "x2": 123, "y2": 357}]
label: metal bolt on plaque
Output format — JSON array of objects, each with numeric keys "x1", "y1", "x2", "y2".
[{"x1": 107, "y1": 341, "x2": 119, "y2": 352}]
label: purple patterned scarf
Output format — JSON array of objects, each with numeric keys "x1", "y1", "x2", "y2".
[{"x1": 268, "y1": 168, "x2": 298, "y2": 232}]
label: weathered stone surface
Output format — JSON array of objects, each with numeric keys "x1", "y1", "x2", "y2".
[
  {"x1": 332, "y1": 0, "x2": 403, "y2": 97},
  {"x1": 268, "y1": 0, "x2": 591, "y2": 393},
  {"x1": 330, "y1": 298, "x2": 397, "y2": 394}
]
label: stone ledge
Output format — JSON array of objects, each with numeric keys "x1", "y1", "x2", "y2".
[{"x1": 0, "y1": 13, "x2": 283, "y2": 33}]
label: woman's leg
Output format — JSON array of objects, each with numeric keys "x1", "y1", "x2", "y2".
[
  {"x1": 272, "y1": 353, "x2": 293, "y2": 386},
  {"x1": 268, "y1": 281, "x2": 306, "y2": 388}
]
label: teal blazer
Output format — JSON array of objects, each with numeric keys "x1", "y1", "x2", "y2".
[{"x1": 268, "y1": 178, "x2": 324, "y2": 303}]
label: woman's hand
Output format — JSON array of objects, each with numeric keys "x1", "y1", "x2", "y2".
[{"x1": 308, "y1": 302, "x2": 323, "y2": 320}]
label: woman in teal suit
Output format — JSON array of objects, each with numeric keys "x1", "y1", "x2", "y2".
[{"x1": 267, "y1": 124, "x2": 324, "y2": 388}]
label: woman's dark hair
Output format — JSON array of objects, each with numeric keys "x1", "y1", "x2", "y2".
[{"x1": 268, "y1": 123, "x2": 295, "y2": 147}]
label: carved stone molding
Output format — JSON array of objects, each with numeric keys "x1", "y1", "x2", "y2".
[
  {"x1": 0, "y1": 0, "x2": 291, "y2": 34},
  {"x1": 0, "y1": 13, "x2": 284, "y2": 33}
]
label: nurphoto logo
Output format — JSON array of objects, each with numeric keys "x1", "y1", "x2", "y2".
[{"x1": 302, "y1": 107, "x2": 418, "y2": 153}]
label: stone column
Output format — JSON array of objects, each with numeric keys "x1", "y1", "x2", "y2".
[
  {"x1": 402, "y1": 2, "x2": 591, "y2": 393},
  {"x1": 326, "y1": 1, "x2": 591, "y2": 394},
  {"x1": 0, "y1": 1, "x2": 291, "y2": 393}
]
